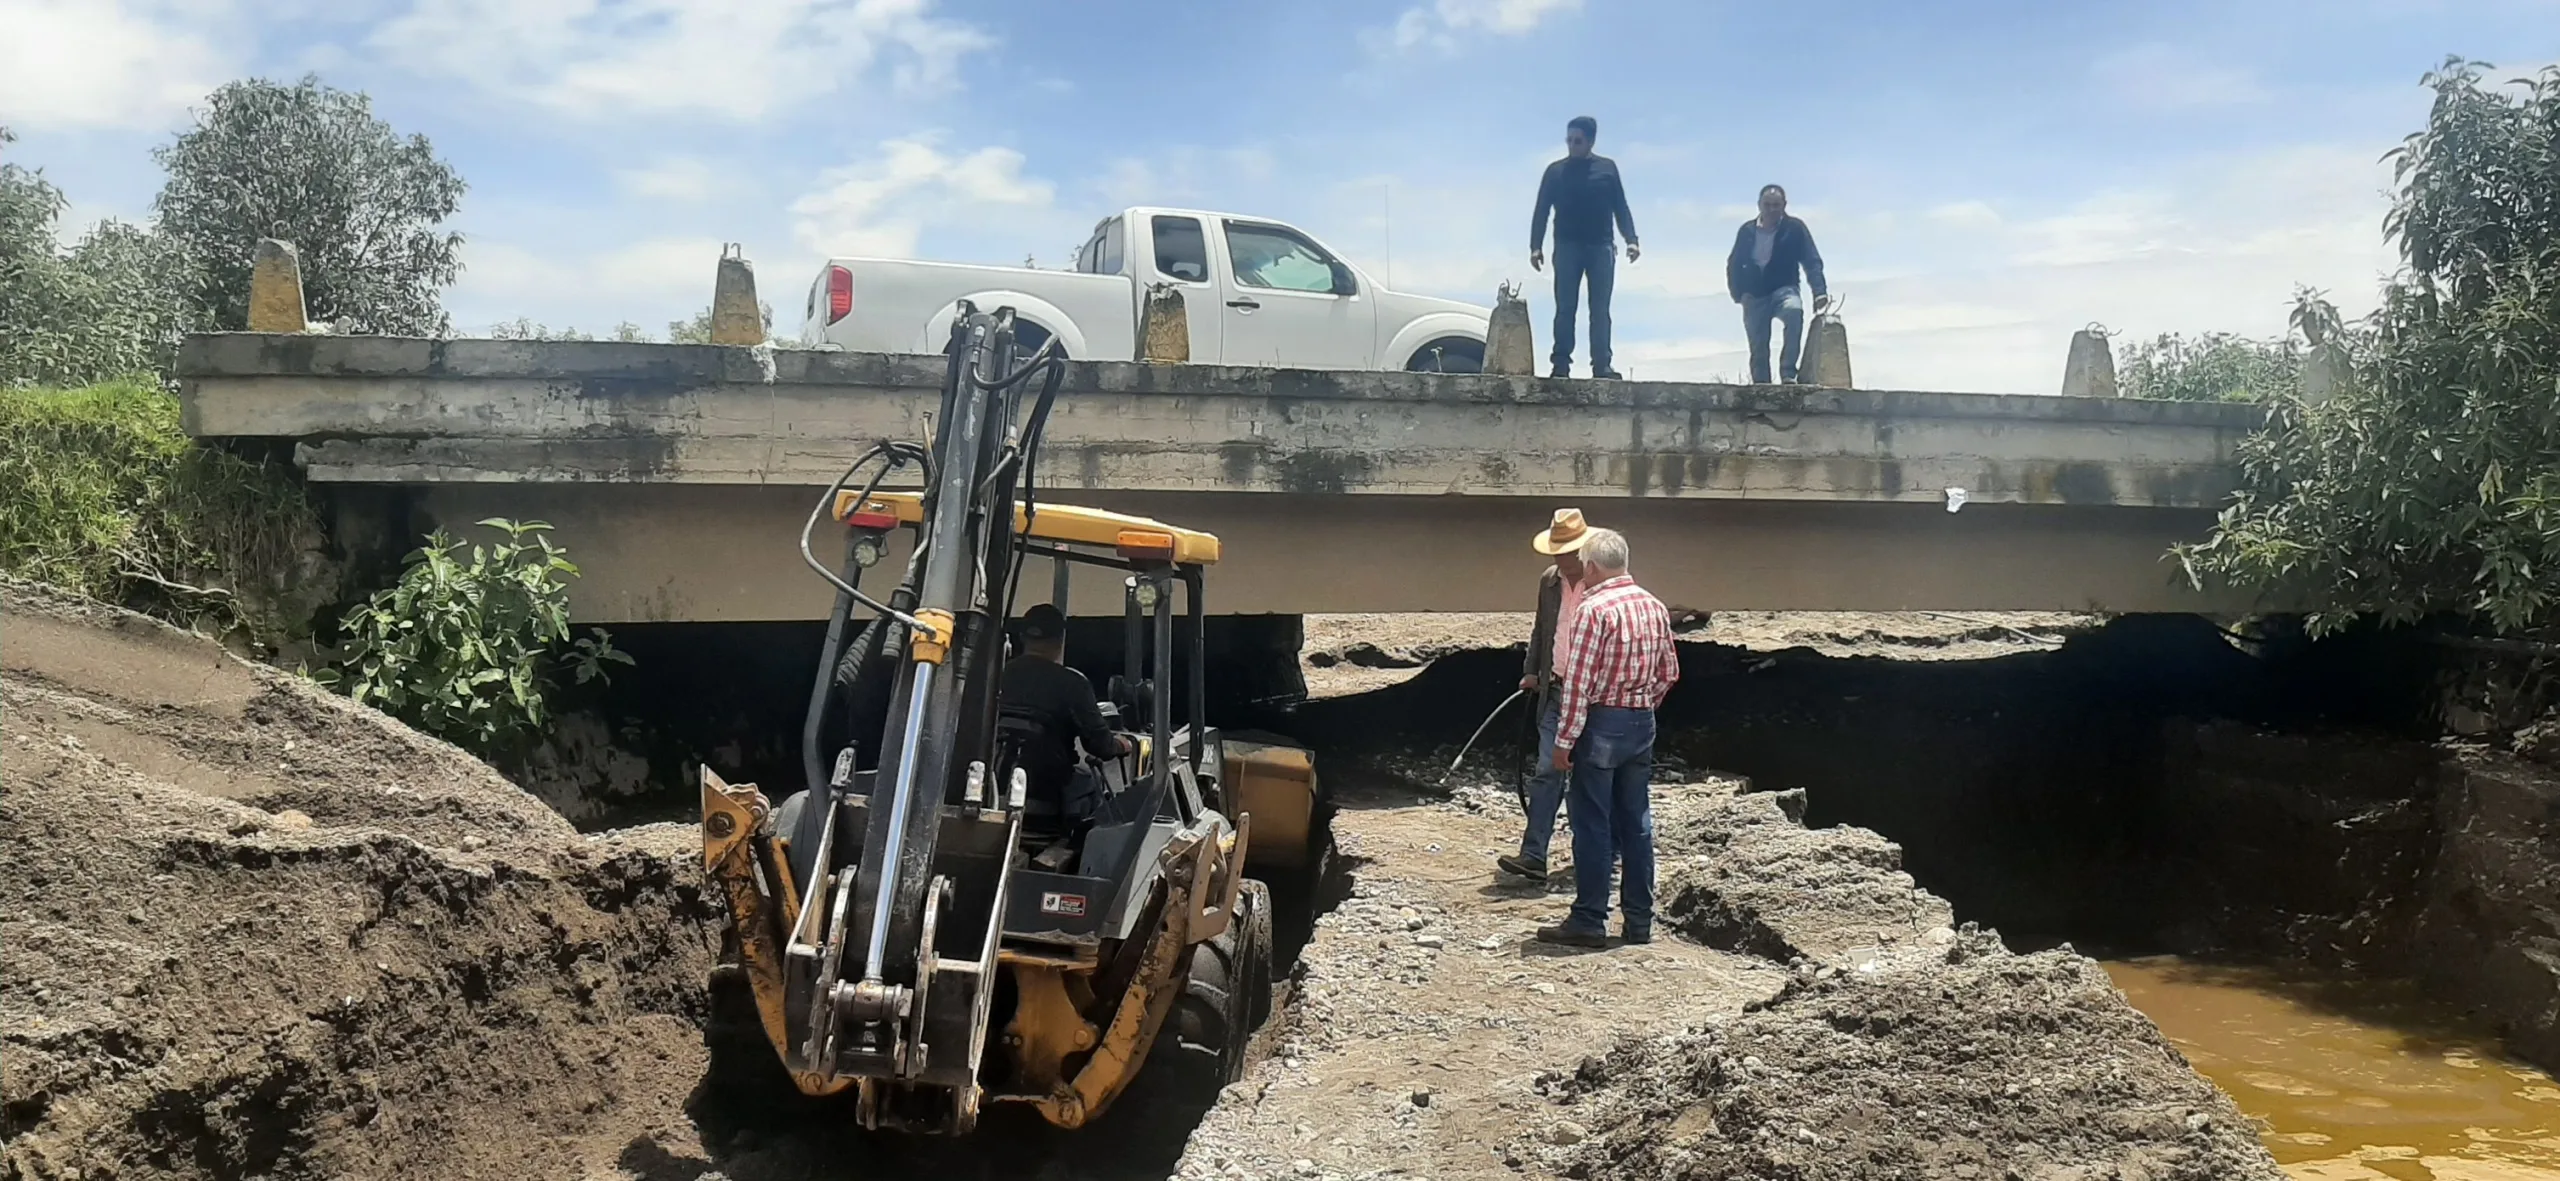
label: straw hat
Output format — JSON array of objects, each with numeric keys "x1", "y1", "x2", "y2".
[{"x1": 1530, "y1": 508, "x2": 1593, "y2": 556}]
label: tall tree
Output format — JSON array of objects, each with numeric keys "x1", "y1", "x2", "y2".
[
  {"x1": 1, "y1": 128, "x2": 192, "y2": 385},
  {"x1": 154, "y1": 77, "x2": 465, "y2": 336},
  {"x1": 2180, "y1": 60, "x2": 2560, "y2": 633}
]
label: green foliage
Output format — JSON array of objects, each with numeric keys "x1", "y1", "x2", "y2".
[
  {"x1": 155, "y1": 76, "x2": 465, "y2": 336},
  {"x1": 325, "y1": 519, "x2": 631, "y2": 758},
  {"x1": 2118, "y1": 330, "x2": 2302, "y2": 402},
  {"x1": 0, "y1": 382, "x2": 321, "y2": 641},
  {"x1": 488, "y1": 319, "x2": 653, "y2": 342},
  {"x1": 488, "y1": 318, "x2": 594, "y2": 341},
  {"x1": 2180, "y1": 60, "x2": 2560, "y2": 634},
  {"x1": 666, "y1": 302, "x2": 771, "y2": 344},
  {"x1": 1, "y1": 130, "x2": 193, "y2": 386}
]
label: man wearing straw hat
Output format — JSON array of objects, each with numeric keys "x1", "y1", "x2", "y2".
[{"x1": 1497, "y1": 508, "x2": 1595, "y2": 883}]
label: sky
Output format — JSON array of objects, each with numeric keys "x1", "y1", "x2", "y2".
[{"x1": 4, "y1": 0, "x2": 2556, "y2": 392}]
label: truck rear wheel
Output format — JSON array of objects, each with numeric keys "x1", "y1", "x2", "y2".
[
  {"x1": 1406, "y1": 337, "x2": 1485, "y2": 373},
  {"x1": 1163, "y1": 878, "x2": 1274, "y2": 1086}
]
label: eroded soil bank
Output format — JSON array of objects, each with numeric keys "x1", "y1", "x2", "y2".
[{"x1": 1, "y1": 582, "x2": 723, "y2": 1179}]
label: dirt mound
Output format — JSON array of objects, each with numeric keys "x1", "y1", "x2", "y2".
[
  {"x1": 1654, "y1": 787, "x2": 1955, "y2": 964},
  {"x1": 1, "y1": 581, "x2": 721, "y2": 1179},
  {"x1": 1531, "y1": 933, "x2": 2282, "y2": 1180}
]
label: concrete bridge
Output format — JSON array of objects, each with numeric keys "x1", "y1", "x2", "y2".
[{"x1": 178, "y1": 334, "x2": 2267, "y2": 622}]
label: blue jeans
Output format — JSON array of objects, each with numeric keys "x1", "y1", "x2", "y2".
[
  {"x1": 1551, "y1": 238, "x2": 1616, "y2": 374},
  {"x1": 1518, "y1": 694, "x2": 1567, "y2": 864},
  {"x1": 1564, "y1": 706, "x2": 1656, "y2": 935},
  {"x1": 1744, "y1": 287, "x2": 1805, "y2": 383}
]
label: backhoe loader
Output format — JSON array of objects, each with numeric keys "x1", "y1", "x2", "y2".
[{"x1": 699, "y1": 305, "x2": 1321, "y2": 1134}]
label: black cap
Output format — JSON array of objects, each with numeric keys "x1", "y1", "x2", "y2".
[{"x1": 1019, "y1": 603, "x2": 1067, "y2": 642}]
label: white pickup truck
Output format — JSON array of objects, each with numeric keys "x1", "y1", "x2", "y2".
[{"x1": 799, "y1": 207, "x2": 1491, "y2": 372}]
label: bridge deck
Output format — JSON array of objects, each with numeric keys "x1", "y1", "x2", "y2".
[{"x1": 177, "y1": 335, "x2": 2267, "y2": 619}]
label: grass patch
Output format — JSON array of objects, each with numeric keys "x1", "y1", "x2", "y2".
[{"x1": 0, "y1": 381, "x2": 326, "y2": 645}]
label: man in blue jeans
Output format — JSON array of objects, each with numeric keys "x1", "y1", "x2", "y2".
[
  {"x1": 1535, "y1": 528, "x2": 1681, "y2": 948},
  {"x1": 1498, "y1": 509, "x2": 1595, "y2": 883},
  {"x1": 1530, "y1": 115, "x2": 1640, "y2": 380},
  {"x1": 1724, "y1": 184, "x2": 1830, "y2": 384}
]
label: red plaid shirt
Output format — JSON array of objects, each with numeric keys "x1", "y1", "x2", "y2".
[{"x1": 1555, "y1": 574, "x2": 1680, "y2": 750}]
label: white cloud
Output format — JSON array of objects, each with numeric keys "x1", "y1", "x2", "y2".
[
  {"x1": 0, "y1": 0, "x2": 227, "y2": 132},
  {"x1": 1093, "y1": 146, "x2": 1279, "y2": 207},
  {"x1": 370, "y1": 0, "x2": 992, "y2": 121},
  {"x1": 615, "y1": 156, "x2": 724, "y2": 203},
  {"x1": 1372, "y1": 0, "x2": 1583, "y2": 54},
  {"x1": 456, "y1": 235, "x2": 730, "y2": 321},
  {"x1": 791, "y1": 134, "x2": 1056, "y2": 259},
  {"x1": 2093, "y1": 43, "x2": 2269, "y2": 112}
]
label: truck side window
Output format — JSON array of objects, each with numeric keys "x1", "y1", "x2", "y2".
[
  {"x1": 1152, "y1": 216, "x2": 1208, "y2": 283},
  {"x1": 1098, "y1": 218, "x2": 1125, "y2": 275},
  {"x1": 1224, "y1": 222, "x2": 1344, "y2": 295}
]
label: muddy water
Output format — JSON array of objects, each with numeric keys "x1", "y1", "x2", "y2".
[{"x1": 2104, "y1": 957, "x2": 2560, "y2": 1180}]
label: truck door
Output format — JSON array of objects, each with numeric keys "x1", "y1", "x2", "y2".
[
  {"x1": 1214, "y1": 220, "x2": 1375, "y2": 370},
  {"x1": 1143, "y1": 214, "x2": 1223, "y2": 364}
]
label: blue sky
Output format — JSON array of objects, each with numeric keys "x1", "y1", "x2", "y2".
[{"x1": 6, "y1": 0, "x2": 2556, "y2": 391}]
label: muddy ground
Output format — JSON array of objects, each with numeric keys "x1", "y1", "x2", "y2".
[
  {"x1": 0, "y1": 581, "x2": 721, "y2": 1179},
  {"x1": 3, "y1": 586, "x2": 2279, "y2": 1180},
  {"x1": 1175, "y1": 781, "x2": 2279, "y2": 1181}
]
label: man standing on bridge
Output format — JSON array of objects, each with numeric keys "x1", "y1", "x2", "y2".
[
  {"x1": 1536, "y1": 527, "x2": 1678, "y2": 948},
  {"x1": 1725, "y1": 184, "x2": 1829, "y2": 384},
  {"x1": 1531, "y1": 115, "x2": 1639, "y2": 380},
  {"x1": 1500, "y1": 509, "x2": 1594, "y2": 884}
]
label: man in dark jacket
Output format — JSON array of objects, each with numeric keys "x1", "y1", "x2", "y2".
[
  {"x1": 1000, "y1": 604, "x2": 1130, "y2": 822},
  {"x1": 1725, "y1": 184, "x2": 1829, "y2": 384},
  {"x1": 1531, "y1": 115, "x2": 1639, "y2": 380}
]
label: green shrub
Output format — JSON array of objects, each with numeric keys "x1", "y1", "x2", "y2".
[
  {"x1": 325, "y1": 519, "x2": 632, "y2": 758},
  {"x1": 2118, "y1": 331, "x2": 2302, "y2": 403},
  {"x1": 0, "y1": 381, "x2": 320, "y2": 640}
]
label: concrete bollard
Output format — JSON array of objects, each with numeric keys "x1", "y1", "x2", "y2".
[
  {"x1": 1483, "y1": 281, "x2": 1535, "y2": 375},
  {"x1": 710, "y1": 244, "x2": 765, "y2": 345},
  {"x1": 246, "y1": 239, "x2": 308, "y2": 333},
  {"x1": 2061, "y1": 324, "x2": 2117, "y2": 398},
  {"x1": 1138, "y1": 281, "x2": 1189, "y2": 363},
  {"x1": 1802, "y1": 307, "x2": 1853, "y2": 389}
]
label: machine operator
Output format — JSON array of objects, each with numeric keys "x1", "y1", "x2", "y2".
[{"x1": 999, "y1": 604, "x2": 1133, "y2": 823}]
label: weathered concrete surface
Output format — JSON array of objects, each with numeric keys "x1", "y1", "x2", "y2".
[
  {"x1": 408, "y1": 483, "x2": 2224, "y2": 621},
  {"x1": 179, "y1": 334, "x2": 2258, "y2": 508},
  {"x1": 176, "y1": 334, "x2": 2270, "y2": 620}
]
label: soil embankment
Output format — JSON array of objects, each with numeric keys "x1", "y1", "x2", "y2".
[{"x1": 1, "y1": 581, "x2": 721, "y2": 1179}]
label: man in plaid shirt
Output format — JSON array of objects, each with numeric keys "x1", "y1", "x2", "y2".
[{"x1": 1537, "y1": 527, "x2": 1679, "y2": 947}]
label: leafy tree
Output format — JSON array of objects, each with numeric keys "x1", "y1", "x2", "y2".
[
  {"x1": 154, "y1": 77, "x2": 465, "y2": 336},
  {"x1": 2118, "y1": 330, "x2": 2302, "y2": 402},
  {"x1": 2179, "y1": 60, "x2": 2560, "y2": 634},
  {"x1": 1, "y1": 128, "x2": 192, "y2": 385},
  {"x1": 324, "y1": 519, "x2": 631, "y2": 758}
]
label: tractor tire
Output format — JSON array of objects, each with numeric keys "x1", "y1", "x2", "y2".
[{"x1": 1162, "y1": 878, "x2": 1276, "y2": 1087}]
